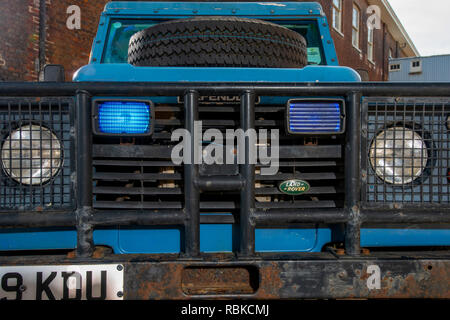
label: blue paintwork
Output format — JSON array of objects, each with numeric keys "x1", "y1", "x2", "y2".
[
  {"x1": 73, "y1": 65, "x2": 361, "y2": 83},
  {"x1": 118, "y1": 227, "x2": 181, "y2": 253},
  {"x1": 0, "y1": 228, "x2": 77, "y2": 251},
  {"x1": 0, "y1": 228, "x2": 117, "y2": 252},
  {"x1": 104, "y1": 1, "x2": 324, "y2": 15},
  {"x1": 2, "y1": 227, "x2": 450, "y2": 253},
  {"x1": 361, "y1": 229, "x2": 450, "y2": 247}
]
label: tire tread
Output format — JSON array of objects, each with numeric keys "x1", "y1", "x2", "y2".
[{"x1": 128, "y1": 17, "x2": 308, "y2": 68}]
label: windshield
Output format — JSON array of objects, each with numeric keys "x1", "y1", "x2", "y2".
[{"x1": 102, "y1": 19, "x2": 326, "y2": 66}]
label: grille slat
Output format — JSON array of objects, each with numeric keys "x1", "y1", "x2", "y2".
[
  {"x1": 95, "y1": 201, "x2": 183, "y2": 209},
  {"x1": 94, "y1": 187, "x2": 182, "y2": 195},
  {"x1": 93, "y1": 160, "x2": 180, "y2": 167},
  {"x1": 278, "y1": 145, "x2": 341, "y2": 159},
  {"x1": 256, "y1": 172, "x2": 340, "y2": 181},
  {"x1": 93, "y1": 172, "x2": 182, "y2": 181},
  {"x1": 258, "y1": 161, "x2": 338, "y2": 168},
  {"x1": 93, "y1": 144, "x2": 174, "y2": 158},
  {"x1": 255, "y1": 201, "x2": 337, "y2": 209}
]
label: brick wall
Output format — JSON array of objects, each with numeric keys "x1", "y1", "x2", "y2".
[
  {"x1": 0, "y1": 0, "x2": 405, "y2": 81},
  {"x1": 0, "y1": 0, "x2": 105, "y2": 81},
  {"x1": 0, "y1": 0, "x2": 40, "y2": 81},
  {"x1": 45, "y1": 0, "x2": 106, "y2": 81},
  {"x1": 318, "y1": 0, "x2": 400, "y2": 81}
]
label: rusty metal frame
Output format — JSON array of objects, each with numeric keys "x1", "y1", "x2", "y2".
[{"x1": 0, "y1": 251, "x2": 449, "y2": 299}]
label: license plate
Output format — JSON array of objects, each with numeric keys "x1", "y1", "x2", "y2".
[{"x1": 0, "y1": 264, "x2": 124, "y2": 300}]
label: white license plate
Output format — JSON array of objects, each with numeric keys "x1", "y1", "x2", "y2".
[{"x1": 0, "y1": 264, "x2": 124, "y2": 300}]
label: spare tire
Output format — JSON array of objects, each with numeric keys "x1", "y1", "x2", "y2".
[{"x1": 128, "y1": 17, "x2": 308, "y2": 68}]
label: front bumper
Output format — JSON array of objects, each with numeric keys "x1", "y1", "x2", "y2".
[{"x1": 1, "y1": 251, "x2": 449, "y2": 299}]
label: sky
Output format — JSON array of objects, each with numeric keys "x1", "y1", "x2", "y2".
[{"x1": 389, "y1": 0, "x2": 450, "y2": 56}]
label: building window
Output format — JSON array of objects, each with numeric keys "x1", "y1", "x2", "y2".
[
  {"x1": 389, "y1": 64, "x2": 401, "y2": 72},
  {"x1": 332, "y1": 0, "x2": 343, "y2": 34},
  {"x1": 368, "y1": 27, "x2": 374, "y2": 62},
  {"x1": 410, "y1": 60, "x2": 422, "y2": 74},
  {"x1": 389, "y1": 49, "x2": 393, "y2": 59},
  {"x1": 352, "y1": 5, "x2": 360, "y2": 49}
]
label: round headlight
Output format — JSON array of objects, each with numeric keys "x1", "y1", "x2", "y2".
[
  {"x1": 1, "y1": 125, "x2": 63, "y2": 185},
  {"x1": 369, "y1": 127, "x2": 428, "y2": 185}
]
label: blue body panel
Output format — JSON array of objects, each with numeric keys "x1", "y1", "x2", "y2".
[
  {"x1": 73, "y1": 65, "x2": 361, "y2": 83},
  {"x1": 2, "y1": 228, "x2": 450, "y2": 253},
  {"x1": 3, "y1": 2, "x2": 448, "y2": 254},
  {"x1": 105, "y1": 1, "x2": 324, "y2": 15}
]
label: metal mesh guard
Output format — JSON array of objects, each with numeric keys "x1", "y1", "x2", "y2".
[
  {"x1": 363, "y1": 97, "x2": 450, "y2": 206},
  {"x1": 0, "y1": 98, "x2": 74, "y2": 211}
]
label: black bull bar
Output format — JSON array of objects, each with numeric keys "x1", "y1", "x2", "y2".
[{"x1": 0, "y1": 82, "x2": 449, "y2": 299}]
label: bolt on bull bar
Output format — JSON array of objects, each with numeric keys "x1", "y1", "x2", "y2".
[{"x1": 0, "y1": 82, "x2": 449, "y2": 299}]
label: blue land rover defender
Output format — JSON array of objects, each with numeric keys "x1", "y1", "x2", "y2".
[{"x1": 0, "y1": 2, "x2": 449, "y2": 300}]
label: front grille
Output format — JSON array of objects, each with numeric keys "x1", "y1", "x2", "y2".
[
  {"x1": 253, "y1": 105, "x2": 344, "y2": 210},
  {"x1": 93, "y1": 102, "x2": 184, "y2": 210},
  {"x1": 0, "y1": 98, "x2": 75, "y2": 211},
  {"x1": 93, "y1": 100, "x2": 345, "y2": 216},
  {"x1": 362, "y1": 97, "x2": 450, "y2": 206}
]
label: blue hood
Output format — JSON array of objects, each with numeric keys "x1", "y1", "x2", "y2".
[{"x1": 73, "y1": 64, "x2": 361, "y2": 82}]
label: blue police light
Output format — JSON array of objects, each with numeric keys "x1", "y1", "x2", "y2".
[
  {"x1": 96, "y1": 101, "x2": 152, "y2": 135},
  {"x1": 287, "y1": 100, "x2": 344, "y2": 134}
]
